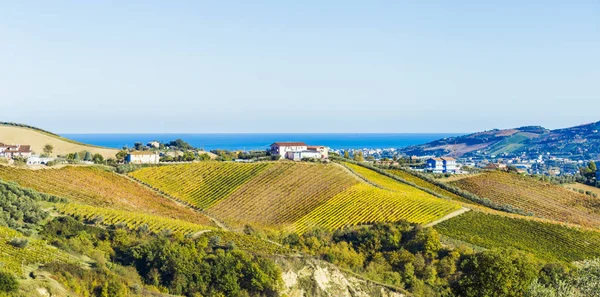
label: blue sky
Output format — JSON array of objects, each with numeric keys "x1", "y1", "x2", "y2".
[{"x1": 1, "y1": 1, "x2": 598, "y2": 133}]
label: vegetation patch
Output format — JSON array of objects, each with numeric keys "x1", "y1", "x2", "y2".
[
  {"x1": 0, "y1": 165, "x2": 213, "y2": 225},
  {"x1": 435, "y1": 211, "x2": 600, "y2": 262},
  {"x1": 129, "y1": 162, "x2": 273, "y2": 209},
  {"x1": 207, "y1": 163, "x2": 359, "y2": 227},
  {"x1": 449, "y1": 171, "x2": 600, "y2": 227},
  {"x1": 295, "y1": 183, "x2": 461, "y2": 233},
  {"x1": 57, "y1": 204, "x2": 214, "y2": 236}
]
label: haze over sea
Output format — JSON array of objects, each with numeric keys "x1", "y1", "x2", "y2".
[{"x1": 62, "y1": 133, "x2": 461, "y2": 152}]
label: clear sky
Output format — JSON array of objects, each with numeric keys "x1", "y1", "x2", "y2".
[{"x1": 1, "y1": 1, "x2": 598, "y2": 133}]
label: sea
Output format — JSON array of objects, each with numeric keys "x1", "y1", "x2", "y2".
[{"x1": 62, "y1": 133, "x2": 461, "y2": 152}]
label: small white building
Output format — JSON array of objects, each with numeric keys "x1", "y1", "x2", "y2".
[
  {"x1": 27, "y1": 155, "x2": 56, "y2": 165},
  {"x1": 307, "y1": 146, "x2": 329, "y2": 159},
  {"x1": 126, "y1": 151, "x2": 160, "y2": 164},
  {"x1": 285, "y1": 150, "x2": 322, "y2": 161},
  {"x1": 426, "y1": 157, "x2": 459, "y2": 173},
  {"x1": 269, "y1": 142, "x2": 308, "y2": 159},
  {"x1": 147, "y1": 141, "x2": 160, "y2": 148}
]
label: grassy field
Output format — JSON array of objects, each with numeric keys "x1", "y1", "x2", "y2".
[
  {"x1": 0, "y1": 125, "x2": 118, "y2": 158},
  {"x1": 436, "y1": 211, "x2": 600, "y2": 262},
  {"x1": 449, "y1": 171, "x2": 600, "y2": 227},
  {"x1": 0, "y1": 165, "x2": 214, "y2": 226},
  {"x1": 208, "y1": 162, "x2": 359, "y2": 227}
]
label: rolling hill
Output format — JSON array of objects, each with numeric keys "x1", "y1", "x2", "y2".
[
  {"x1": 130, "y1": 161, "x2": 462, "y2": 231},
  {"x1": 0, "y1": 165, "x2": 214, "y2": 226},
  {"x1": 401, "y1": 120, "x2": 600, "y2": 159},
  {"x1": 0, "y1": 122, "x2": 118, "y2": 159},
  {"x1": 448, "y1": 171, "x2": 600, "y2": 227}
]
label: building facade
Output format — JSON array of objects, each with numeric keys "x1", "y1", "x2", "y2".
[
  {"x1": 307, "y1": 146, "x2": 329, "y2": 159},
  {"x1": 285, "y1": 150, "x2": 322, "y2": 161},
  {"x1": 0, "y1": 143, "x2": 32, "y2": 159},
  {"x1": 126, "y1": 151, "x2": 160, "y2": 164},
  {"x1": 269, "y1": 142, "x2": 328, "y2": 161},
  {"x1": 269, "y1": 142, "x2": 308, "y2": 159},
  {"x1": 426, "y1": 157, "x2": 459, "y2": 173}
]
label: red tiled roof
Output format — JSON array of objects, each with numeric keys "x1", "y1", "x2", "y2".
[
  {"x1": 271, "y1": 142, "x2": 307, "y2": 147},
  {"x1": 441, "y1": 157, "x2": 455, "y2": 161}
]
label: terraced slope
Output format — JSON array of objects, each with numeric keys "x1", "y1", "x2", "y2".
[
  {"x1": 296, "y1": 183, "x2": 461, "y2": 233},
  {"x1": 449, "y1": 171, "x2": 600, "y2": 227},
  {"x1": 436, "y1": 211, "x2": 600, "y2": 262},
  {"x1": 57, "y1": 204, "x2": 214, "y2": 235},
  {"x1": 130, "y1": 162, "x2": 272, "y2": 209},
  {"x1": 208, "y1": 163, "x2": 358, "y2": 226},
  {"x1": 0, "y1": 166, "x2": 213, "y2": 226}
]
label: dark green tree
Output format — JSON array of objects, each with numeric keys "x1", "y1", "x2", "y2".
[{"x1": 454, "y1": 249, "x2": 538, "y2": 297}]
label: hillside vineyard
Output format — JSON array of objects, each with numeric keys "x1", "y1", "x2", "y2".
[{"x1": 130, "y1": 162, "x2": 461, "y2": 231}]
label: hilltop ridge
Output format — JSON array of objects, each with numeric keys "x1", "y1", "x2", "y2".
[
  {"x1": 0, "y1": 122, "x2": 118, "y2": 158},
  {"x1": 401, "y1": 120, "x2": 600, "y2": 159}
]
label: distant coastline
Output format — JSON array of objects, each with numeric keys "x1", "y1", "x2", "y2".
[{"x1": 62, "y1": 133, "x2": 462, "y2": 151}]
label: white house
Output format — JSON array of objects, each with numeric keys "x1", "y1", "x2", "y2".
[
  {"x1": 307, "y1": 146, "x2": 329, "y2": 159},
  {"x1": 269, "y1": 142, "x2": 329, "y2": 161},
  {"x1": 27, "y1": 155, "x2": 56, "y2": 165},
  {"x1": 269, "y1": 142, "x2": 308, "y2": 159},
  {"x1": 285, "y1": 150, "x2": 322, "y2": 161},
  {"x1": 126, "y1": 151, "x2": 160, "y2": 164},
  {"x1": 426, "y1": 157, "x2": 459, "y2": 173}
]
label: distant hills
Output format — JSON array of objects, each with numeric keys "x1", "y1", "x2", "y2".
[{"x1": 401, "y1": 121, "x2": 600, "y2": 159}]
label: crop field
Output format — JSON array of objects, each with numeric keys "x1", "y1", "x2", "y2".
[
  {"x1": 130, "y1": 162, "x2": 272, "y2": 209},
  {"x1": 0, "y1": 226, "x2": 72, "y2": 275},
  {"x1": 344, "y1": 162, "x2": 416, "y2": 191},
  {"x1": 207, "y1": 163, "x2": 359, "y2": 226},
  {"x1": 564, "y1": 183, "x2": 600, "y2": 197},
  {"x1": 436, "y1": 211, "x2": 600, "y2": 262},
  {"x1": 0, "y1": 166, "x2": 213, "y2": 225},
  {"x1": 386, "y1": 169, "x2": 471, "y2": 202},
  {"x1": 131, "y1": 162, "x2": 461, "y2": 232},
  {"x1": 57, "y1": 204, "x2": 214, "y2": 235},
  {"x1": 295, "y1": 183, "x2": 461, "y2": 233},
  {"x1": 449, "y1": 171, "x2": 600, "y2": 227}
]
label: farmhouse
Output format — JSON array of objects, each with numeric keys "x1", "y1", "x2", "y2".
[
  {"x1": 426, "y1": 157, "x2": 459, "y2": 173},
  {"x1": 307, "y1": 145, "x2": 329, "y2": 159},
  {"x1": 269, "y1": 142, "x2": 328, "y2": 161},
  {"x1": 126, "y1": 151, "x2": 159, "y2": 164},
  {"x1": 0, "y1": 143, "x2": 32, "y2": 159}
]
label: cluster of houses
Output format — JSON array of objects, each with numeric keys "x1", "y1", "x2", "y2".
[
  {"x1": 269, "y1": 142, "x2": 328, "y2": 161},
  {"x1": 0, "y1": 143, "x2": 32, "y2": 159}
]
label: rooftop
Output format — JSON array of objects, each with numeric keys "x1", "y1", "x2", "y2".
[
  {"x1": 129, "y1": 151, "x2": 158, "y2": 156},
  {"x1": 271, "y1": 142, "x2": 308, "y2": 147}
]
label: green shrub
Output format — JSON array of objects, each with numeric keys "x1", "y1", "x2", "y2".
[{"x1": 0, "y1": 271, "x2": 18, "y2": 292}]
